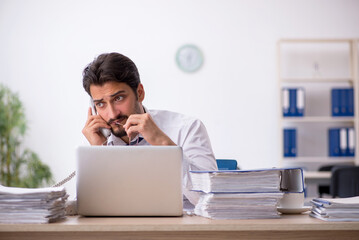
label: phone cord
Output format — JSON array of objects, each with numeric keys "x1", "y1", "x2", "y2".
[{"x1": 52, "y1": 171, "x2": 76, "y2": 187}]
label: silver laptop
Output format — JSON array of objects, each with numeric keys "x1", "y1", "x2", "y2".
[{"x1": 76, "y1": 146, "x2": 183, "y2": 216}]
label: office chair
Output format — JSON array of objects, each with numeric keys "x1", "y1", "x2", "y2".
[
  {"x1": 216, "y1": 159, "x2": 238, "y2": 170},
  {"x1": 331, "y1": 166, "x2": 359, "y2": 198},
  {"x1": 317, "y1": 165, "x2": 335, "y2": 198}
]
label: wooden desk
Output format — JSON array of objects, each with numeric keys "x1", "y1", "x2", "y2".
[{"x1": 1, "y1": 214, "x2": 359, "y2": 240}]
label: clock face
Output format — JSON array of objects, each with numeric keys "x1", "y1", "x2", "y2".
[{"x1": 176, "y1": 45, "x2": 203, "y2": 73}]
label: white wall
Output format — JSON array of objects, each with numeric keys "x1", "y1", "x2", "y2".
[{"x1": 1, "y1": 0, "x2": 359, "y2": 197}]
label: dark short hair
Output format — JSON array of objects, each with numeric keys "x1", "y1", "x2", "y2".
[{"x1": 82, "y1": 53, "x2": 141, "y2": 97}]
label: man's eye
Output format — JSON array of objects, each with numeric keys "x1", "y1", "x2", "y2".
[
  {"x1": 96, "y1": 102, "x2": 104, "y2": 108},
  {"x1": 115, "y1": 96, "x2": 123, "y2": 102}
]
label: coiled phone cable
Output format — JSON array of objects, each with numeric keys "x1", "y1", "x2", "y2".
[{"x1": 52, "y1": 171, "x2": 76, "y2": 187}]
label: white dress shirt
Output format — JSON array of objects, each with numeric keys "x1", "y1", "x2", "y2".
[{"x1": 107, "y1": 107, "x2": 218, "y2": 205}]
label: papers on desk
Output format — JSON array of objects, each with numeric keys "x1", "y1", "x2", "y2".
[
  {"x1": 190, "y1": 170, "x2": 281, "y2": 193},
  {"x1": 0, "y1": 185, "x2": 68, "y2": 223},
  {"x1": 190, "y1": 169, "x2": 289, "y2": 219},
  {"x1": 310, "y1": 196, "x2": 359, "y2": 221},
  {"x1": 195, "y1": 192, "x2": 283, "y2": 219}
]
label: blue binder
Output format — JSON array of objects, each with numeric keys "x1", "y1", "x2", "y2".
[
  {"x1": 296, "y1": 88, "x2": 305, "y2": 117},
  {"x1": 347, "y1": 128, "x2": 355, "y2": 157},
  {"x1": 332, "y1": 88, "x2": 354, "y2": 117},
  {"x1": 331, "y1": 89, "x2": 340, "y2": 116},
  {"x1": 290, "y1": 128, "x2": 297, "y2": 156},
  {"x1": 283, "y1": 88, "x2": 305, "y2": 117},
  {"x1": 340, "y1": 89, "x2": 347, "y2": 116},
  {"x1": 339, "y1": 128, "x2": 348, "y2": 156},
  {"x1": 289, "y1": 89, "x2": 297, "y2": 116},
  {"x1": 284, "y1": 129, "x2": 290, "y2": 157},
  {"x1": 329, "y1": 128, "x2": 340, "y2": 157},
  {"x1": 284, "y1": 129, "x2": 296, "y2": 157},
  {"x1": 282, "y1": 88, "x2": 290, "y2": 117},
  {"x1": 347, "y1": 88, "x2": 354, "y2": 117}
]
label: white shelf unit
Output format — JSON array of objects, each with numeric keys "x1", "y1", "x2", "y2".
[{"x1": 278, "y1": 39, "x2": 359, "y2": 171}]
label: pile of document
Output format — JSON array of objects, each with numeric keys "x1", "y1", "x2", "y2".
[
  {"x1": 195, "y1": 192, "x2": 283, "y2": 219},
  {"x1": 191, "y1": 170, "x2": 281, "y2": 193},
  {"x1": 190, "y1": 169, "x2": 284, "y2": 219},
  {"x1": 0, "y1": 184, "x2": 68, "y2": 223},
  {"x1": 310, "y1": 196, "x2": 359, "y2": 221}
]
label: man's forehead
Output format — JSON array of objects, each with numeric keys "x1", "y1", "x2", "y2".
[{"x1": 90, "y1": 82, "x2": 130, "y2": 100}]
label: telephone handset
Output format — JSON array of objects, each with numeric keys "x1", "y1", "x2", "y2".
[{"x1": 90, "y1": 98, "x2": 111, "y2": 138}]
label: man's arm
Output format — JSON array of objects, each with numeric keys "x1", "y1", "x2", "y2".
[
  {"x1": 180, "y1": 119, "x2": 218, "y2": 204},
  {"x1": 181, "y1": 119, "x2": 217, "y2": 171}
]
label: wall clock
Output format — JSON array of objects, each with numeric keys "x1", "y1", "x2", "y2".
[{"x1": 176, "y1": 44, "x2": 204, "y2": 73}]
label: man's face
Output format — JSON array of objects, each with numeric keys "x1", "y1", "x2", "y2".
[{"x1": 90, "y1": 81, "x2": 145, "y2": 138}]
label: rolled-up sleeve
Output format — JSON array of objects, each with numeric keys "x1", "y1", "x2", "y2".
[
  {"x1": 148, "y1": 109, "x2": 217, "y2": 205},
  {"x1": 180, "y1": 119, "x2": 217, "y2": 204}
]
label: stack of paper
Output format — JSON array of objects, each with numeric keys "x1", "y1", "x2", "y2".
[
  {"x1": 310, "y1": 196, "x2": 359, "y2": 222},
  {"x1": 195, "y1": 192, "x2": 283, "y2": 219},
  {"x1": 191, "y1": 170, "x2": 281, "y2": 193},
  {"x1": 190, "y1": 169, "x2": 284, "y2": 219},
  {"x1": 0, "y1": 185, "x2": 68, "y2": 223}
]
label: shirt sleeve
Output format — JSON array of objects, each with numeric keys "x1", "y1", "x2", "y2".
[{"x1": 180, "y1": 119, "x2": 217, "y2": 205}]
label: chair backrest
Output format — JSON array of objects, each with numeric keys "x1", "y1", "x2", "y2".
[
  {"x1": 318, "y1": 165, "x2": 335, "y2": 172},
  {"x1": 216, "y1": 159, "x2": 238, "y2": 170},
  {"x1": 331, "y1": 166, "x2": 359, "y2": 198},
  {"x1": 317, "y1": 164, "x2": 346, "y2": 198}
]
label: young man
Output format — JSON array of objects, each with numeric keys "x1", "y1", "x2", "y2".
[{"x1": 82, "y1": 52, "x2": 217, "y2": 205}]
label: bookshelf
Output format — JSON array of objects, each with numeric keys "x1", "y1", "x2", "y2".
[{"x1": 278, "y1": 39, "x2": 359, "y2": 171}]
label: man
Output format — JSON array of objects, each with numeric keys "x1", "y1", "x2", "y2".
[{"x1": 82, "y1": 52, "x2": 217, "y2": 205}]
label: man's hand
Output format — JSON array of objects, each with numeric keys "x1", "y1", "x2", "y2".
[
  {"x1": 123, "y1": 113, "x2": 176, "y2": 146},
  {"x1": 82, "y1": 107, "x2": 111, "y2": 145}
]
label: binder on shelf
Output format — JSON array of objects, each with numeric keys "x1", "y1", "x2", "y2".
[
  {"x1": 289, "y1": 89, "x2": 297, "y2": 116},
  {"x1": 339, "y1": 128, "x2": 347, "y2": 156},
  {"x1": 331, "y1": 88, "x2": 354, "y2": 117},
  {"x1": 348, "y1": 128, "x2": 355, "y2": 157},
  {"x1": 296, "y1": 88, "x2": 305, "y2": 116},
  {"x1": 282, "y1": 88, "x2": 289, "y2": 116},
  {"x1": 331, "y1": 89, "x2": 340, "y2": 116},
  {"x1": 329, "y1": 127, "x2": 356, "y2": 157},
  {"x1": 282, "y1": 88, "x2": 305, "y2": 117},
  {"x1": 284, "y1": 128, "x2": 296, "y2": 157},
  {"x1": 329, "y1": 128, "x2": 340, "y2": 157},
  {"x1": 347, "y1": 88, "x2": 354, "y2": 117},
  {"x1": 340, "y1": 89, "x2": 347, "y2": 116}
]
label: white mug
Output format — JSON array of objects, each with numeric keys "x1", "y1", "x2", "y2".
[{"x1": 279, "y1": 192, "x2": 304, "y2": 208}]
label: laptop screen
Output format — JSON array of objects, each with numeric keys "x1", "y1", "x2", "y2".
[{"x1": 76, "y1": 145, "x2": 183, "y2": 216}]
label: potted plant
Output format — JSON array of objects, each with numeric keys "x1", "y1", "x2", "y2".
[{"x1": 0, "y1": 84, "x2": 53, "y2": 188}]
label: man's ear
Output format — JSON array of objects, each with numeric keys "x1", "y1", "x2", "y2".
[{"x1": 137, "y1": 84, "x2": 145, "y2": 102}]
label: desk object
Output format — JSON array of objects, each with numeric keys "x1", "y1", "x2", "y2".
[
  {"x1": 310, "y1": 196, "x2": 359, "y2": 221},
  {"x1": 1, "y1": 214, "x2": 359, "y2": 240},
  {"x1": 216, "y1": 159, "x2": 238, "y2": 170},
  {"x1": 190, "y1": 168, "x2": 304, "y2": 219},
  {"x1": 277, "y1": 206, "x2": 312, "y2": 214},
  {"x1": 0, "y1": 185, "x2": 67, "y2": 224}
]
